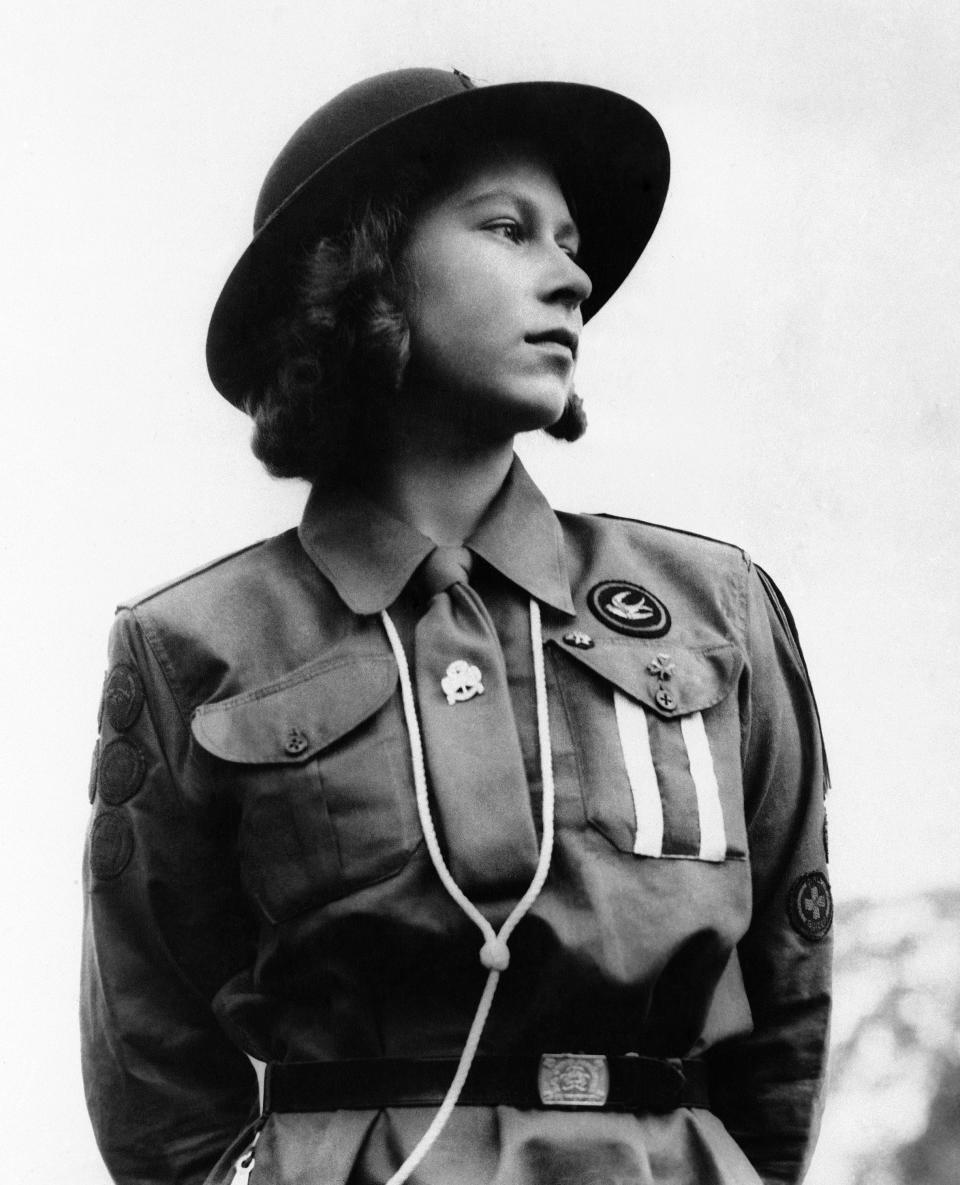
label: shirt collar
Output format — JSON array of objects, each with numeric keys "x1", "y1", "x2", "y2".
[{"x1": 298, "y1": 455, "x2": 575, "y2": 617}]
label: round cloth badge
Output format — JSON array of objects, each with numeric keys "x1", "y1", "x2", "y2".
[
  {"x1": 587, "y1": 581, "x2": 671, "y2": 638},
  {"x1": 98, "y1": 738, "x2": 147, "y2": 805},
  {"x1": 104, "y1": 663, "x2": 144, "y2": 731},
  {"x1": 787, "y1": 871, "x2": 833, "y2": 942},
  {"x1": 89, "y1": 810, "x2": 135, "y2": 880}
]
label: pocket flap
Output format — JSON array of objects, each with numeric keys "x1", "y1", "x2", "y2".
[
  {"x1": 191, "y1": 650, "x2": 398, "y2": 763},
  {"x1": 548, "y1": 634, "x2": 742, "y2": 718}
]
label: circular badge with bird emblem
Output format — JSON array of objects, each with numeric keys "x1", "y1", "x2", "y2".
[
  {"x1": 786, "y1": 871, "x2": 833, "y2": 942},
  {"x1": 587, "y1": 581, "x2": 671, "y2": 638}
]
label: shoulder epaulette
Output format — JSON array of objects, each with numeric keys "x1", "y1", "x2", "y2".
[
  {"x1": 117, "y1": 539, "x2": 268, "y2": 612},
  {"x1": 589, "y1": 511, "x2": 750, "y2": 562}
]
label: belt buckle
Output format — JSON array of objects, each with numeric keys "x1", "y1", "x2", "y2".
[{"x1": 538, "y1": 1053, "x2": 609, "y2": 1107}]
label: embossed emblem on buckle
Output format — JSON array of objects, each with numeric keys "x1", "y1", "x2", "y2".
[{"x1": 538, "y1": 1054, "x2": 609, "y2": 1107}]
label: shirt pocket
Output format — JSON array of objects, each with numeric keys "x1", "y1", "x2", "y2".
[
  {"x1": 551, "y1": 639, "x2": 747, "y2": 862},
  {"x1": 190, "y1": 649, "x2": 420, "y2": 923}
]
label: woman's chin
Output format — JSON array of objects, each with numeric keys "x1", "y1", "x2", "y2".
[
  {"x1": 401, "y1": 376, "x2": 572, "y2": 445},
  {"x1": 482, "y1": 386, "x2": 572, "y2": 438}
]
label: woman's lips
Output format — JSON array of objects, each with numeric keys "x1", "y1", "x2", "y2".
[{"x1": 525, "y1": 328, "x2": 579, "y2": 358}]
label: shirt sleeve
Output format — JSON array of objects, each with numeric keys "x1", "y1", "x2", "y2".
[
  {"x1": 81, "y1": 608, "x2": 260, "y2": 1185},
  {"x1": 706, "y1": 561, "x2": 832, "y2": 1185}
]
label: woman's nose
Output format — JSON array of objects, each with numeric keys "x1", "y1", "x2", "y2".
[{"x1": 542, "y1": 247, "x2": 593, "y2": 309}]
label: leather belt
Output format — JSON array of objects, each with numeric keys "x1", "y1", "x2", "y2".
[{"x1": 265, "y1": 1055, "x2": 709, "y2": 1113}]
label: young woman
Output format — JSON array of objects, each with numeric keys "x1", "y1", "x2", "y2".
[{"x1": 81, "y1": 68, "x2": 832, "y2": 1185}]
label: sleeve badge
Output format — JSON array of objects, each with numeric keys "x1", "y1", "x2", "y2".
[{"x1": 787, "y1": 871, "x2": 833, "y2": 942}]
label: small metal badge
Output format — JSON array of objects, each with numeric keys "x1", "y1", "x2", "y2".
[
  {"x1": 562, "y1": 631, "x2": 595, "y2": 649},
  {"x1": 646, "y1": 654, "x2": 675, "y2": 679},
  {"x1": 441, "y1": 659, "x2": 484, "y2": 705},
  {"x1": 538, "y1": 1054, "x2": 609, "y2": 1107}
]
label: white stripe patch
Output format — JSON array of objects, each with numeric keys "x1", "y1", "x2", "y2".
[
  {"x1": 680, "y1": 711, "x2": 727, "y2": 861},
  {"x1": 613, "y1": 691, "x2": 664, "y2": 856}
]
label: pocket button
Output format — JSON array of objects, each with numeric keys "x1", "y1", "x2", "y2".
[{"x1": 284, "y1": 727, "x2": 309, "y2": 756}]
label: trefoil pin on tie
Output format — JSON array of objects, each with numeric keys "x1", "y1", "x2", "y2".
[{"x1": 441, "y1": 659, "x2": 484, "y2": 705}]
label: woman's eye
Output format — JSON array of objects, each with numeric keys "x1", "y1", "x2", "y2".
[{"x1": 489, "y1": 221, "x2": 524, "y2": 244}]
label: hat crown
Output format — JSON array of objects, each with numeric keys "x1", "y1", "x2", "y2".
[{"x1": 254, "y1": 68, "x2": 475, "y2": 233}]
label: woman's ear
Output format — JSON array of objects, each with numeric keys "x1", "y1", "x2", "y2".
[{"x1": 544, "y1": 391, "x2": 587, "y2": 442}]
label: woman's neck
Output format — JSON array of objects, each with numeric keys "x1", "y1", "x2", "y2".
[{"x1": 359, "y1": 415, "x2": 515, "y2": 545}]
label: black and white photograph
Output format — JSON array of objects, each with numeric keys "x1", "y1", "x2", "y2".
[{"x1": 4, "y1": 3, "x2": 959, "y2": 1183}]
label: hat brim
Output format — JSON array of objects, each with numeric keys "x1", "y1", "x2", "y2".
[{"x1": 207, "y1": 80, "x2": 669, "y2": 404}]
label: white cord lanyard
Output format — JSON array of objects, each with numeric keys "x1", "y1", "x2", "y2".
[
  {"x1": 231, "y1": 598, "x2": 555, "y2": 1185},
  {"x1": 379, "y1": 596, "x2": 556, "y2": 1185}
]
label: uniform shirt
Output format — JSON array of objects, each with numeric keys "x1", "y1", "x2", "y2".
[{"x1": 81, "y1": 458, "x2": 831, "y2": 1185}]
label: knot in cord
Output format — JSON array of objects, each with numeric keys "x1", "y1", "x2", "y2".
[{"x1": 479, "y1": 937, "x2": 511, "y2": 971}]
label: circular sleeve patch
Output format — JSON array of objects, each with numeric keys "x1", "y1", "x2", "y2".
[
  {"x1": 587, "y1": 581, "x2": 671, "y2": 638},
  {"x1": 89, "y1": 810, "x2": 135, "y2": 880},
  {"x1": 103, "y1": 662, "x2": 144, "y2": 732},
  {"x1": 787, "y1": 871, "x2": 833, "y2": 942},
  {"x1": 98, "y1": 738, "x2": 147, "y2": 805},
  {"x1": 88, "y1": 739, "x2": 100, "y2": 803}
]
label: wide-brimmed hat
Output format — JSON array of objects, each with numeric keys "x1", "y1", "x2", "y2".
[{"x1": 207, "y1": 67, "x2": 669, "y2": 405}]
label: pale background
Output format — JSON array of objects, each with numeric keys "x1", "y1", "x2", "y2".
[{"x1": 3, "y1": 1, "x2": 958, "y2": 1181}]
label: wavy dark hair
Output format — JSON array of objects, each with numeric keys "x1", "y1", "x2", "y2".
[{"x1": 244, "y1": 157, "x2": 588, "y2": 485}]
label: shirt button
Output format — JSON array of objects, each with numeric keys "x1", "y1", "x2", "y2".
[
  {"x1": 563, "y1": 631, "x2": 595, "y2": 649},
  {"x1": 284, "y1": 727, "x2": 309, "y2": 756},
  {"x1": 655, "y1": 687, "x2": 677, "y2": 712}
]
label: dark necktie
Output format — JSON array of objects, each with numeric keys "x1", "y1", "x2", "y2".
[{"x1": 413, "y1": 546, "x2": 539, "y2": 898}]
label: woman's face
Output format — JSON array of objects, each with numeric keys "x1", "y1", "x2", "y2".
[{"x1": 400, "y1": 146, "x2": 592, "y2": 440}]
